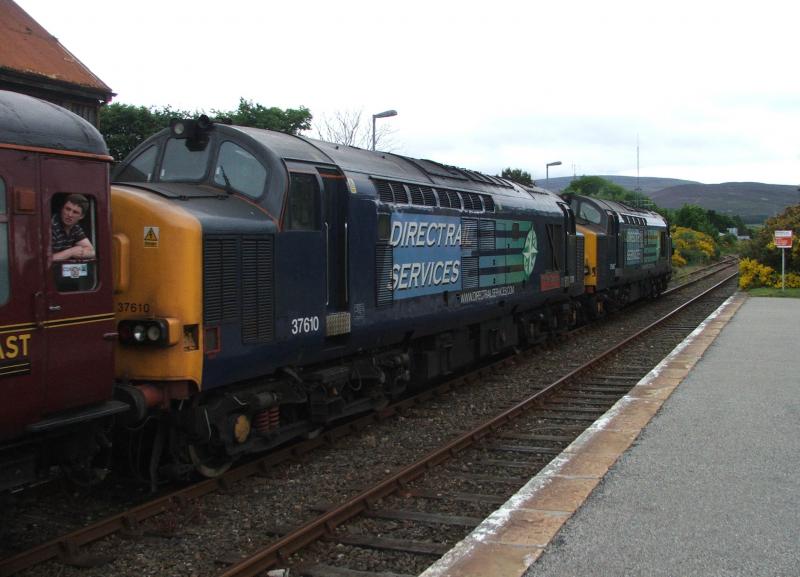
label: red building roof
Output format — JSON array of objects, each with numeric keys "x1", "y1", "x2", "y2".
[{"x1": 0, "y1": 0, "x2": 112, "y2": 98}]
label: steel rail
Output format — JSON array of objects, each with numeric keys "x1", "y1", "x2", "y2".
[
  {"x1": 219, "y1": 271, "x2": 738, "y2": 577},
  {"x1": 0, "y1": 264, "x2": 737, "y2": 576},
  {"x1": 663, "y1": 258, "x2": 737, "y2": 296}
]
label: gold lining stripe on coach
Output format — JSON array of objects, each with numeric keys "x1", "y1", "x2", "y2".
[
  {"x1": 0, "y1": 322, "x2": 36, "y2": 334},
  {"x1": 43, "y1": 312, "x2": 115, "y2": 329}
]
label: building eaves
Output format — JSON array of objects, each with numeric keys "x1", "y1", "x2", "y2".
[{"x1": 0, "y1": 0, "x2": 113, "y2": 99}]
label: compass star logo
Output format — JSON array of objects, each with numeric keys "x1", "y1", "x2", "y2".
[{"x1": 523, "y1": 228, "x2": 538, "y2": 277}]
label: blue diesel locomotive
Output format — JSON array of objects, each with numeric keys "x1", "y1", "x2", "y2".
[{"x1": 110, "y1": 118, "x2": 669, "y2": 476}]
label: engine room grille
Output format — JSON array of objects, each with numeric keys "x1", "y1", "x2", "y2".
[
  {"x1": 375, "y1": 180, "x2": 394, "y2": 203},
  {"x1": 204, "y1": 234, "x2": 275, "y2": 343},
  {"x1": 461, "y1": 218, "x2": 478, "y2": 250},
  {"x1": 461, "y1": 256, "x2": 479, "y2": 289},
  {"x1": 373, "y1": 178, "x2": 492, "y2": 212},
  {"x1": 241, "y1": 237, "x2": 275, "y2": 343},
  {"x1": 420, "y1": 186, "x2": 437, "y2": 206},
  {"x1": 479, "y1": 219, "x2": 496, "y2": 252},
  {"x1": 376, "y1": 243, "x2": 393, "y2": 307},
  {"x1": 204, "y1": 237, "x2": 239, "y2": 324},
  {"x1": 391, "y1": 181, "x2": 409, "y2": 203}
]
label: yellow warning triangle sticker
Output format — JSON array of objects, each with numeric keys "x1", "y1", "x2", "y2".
[{"x1": 144, "y1": 226, "x2": 160, "y2": 248}]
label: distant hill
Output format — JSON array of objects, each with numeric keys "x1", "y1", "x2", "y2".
[
  {"x1": 540, "y1": 175, "x2": 698, "y2": 195},
  {"x1": 649, "y1": 182, "x2": 799, "y2": 224},
  {"x1": 540, "y1": 175, "x2": 798, "y2": 223}
]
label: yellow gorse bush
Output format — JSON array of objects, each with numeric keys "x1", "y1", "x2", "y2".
[
  {"x1": 671, "y1": 226, "x2": 718, "y2": 265},
  {"x1": 739, "y1": 258, "x2": 800, "y2": 289}
]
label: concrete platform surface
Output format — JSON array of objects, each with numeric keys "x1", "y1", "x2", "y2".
[{"x1": 422, "y1": 295, "x2": 800, "y2": 577}]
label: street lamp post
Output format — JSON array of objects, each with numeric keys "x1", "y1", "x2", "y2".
[
  {"x1": 372, "y1": 109, "x2": 397, "y2": 151},
  {"x1": 546, "y1": 161, "x2": 562, "y2": 184}
]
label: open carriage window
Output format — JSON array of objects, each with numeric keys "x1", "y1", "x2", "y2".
[
  {"x1": 51, "y1": 193, "x2": 98, "y2": 292},
  {"x1": 0, "y1": 178, "x2": 8, "y2": 305}
]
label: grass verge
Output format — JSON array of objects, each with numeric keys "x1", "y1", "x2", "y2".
[{"x1": 746, "y1": 287, "x2": 800, "y2": 298}]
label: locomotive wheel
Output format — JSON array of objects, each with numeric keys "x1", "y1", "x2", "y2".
[
  {"x1": 187, "y1": 441, "x2": 233, "y2": 478},
  {"x1": 185, "y1": 394, "x2": 234, "y2": 478}
]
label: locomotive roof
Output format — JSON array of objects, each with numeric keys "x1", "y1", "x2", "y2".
[
  {"x1": 570, "y1": 194, "x2": 667, "y2": 227},
  {"x1": 576, "y1": 195, "x2": 657, "y2": 217},
  {"x1": 0, "y1": 90, "x2": 108, "y2": 156},
  {"x1": 232, "y1": 126, "x2": 537, "y2": 201}
]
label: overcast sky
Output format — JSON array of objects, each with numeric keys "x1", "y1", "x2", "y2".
[{"x1": 16, "y1": 0, "x2": 800, "y2": 185}]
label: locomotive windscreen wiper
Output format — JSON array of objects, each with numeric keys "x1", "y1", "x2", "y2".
[{"x1": 219, "y1": 165, "x2": 234, "y2": 195}]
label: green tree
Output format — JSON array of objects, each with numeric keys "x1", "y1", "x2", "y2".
[
  {"x1": 563, "y1": 175, "x2": 655, "y2": 209},
  {"x1": 99, "y1": 98, "x2": 313, "y2": 161},
  {"x1": 740, "y1": 204, "x2": 800, "y2": 273},
  {"x1": 212, "y1": 98, "x2": 311, "y2": 134},
  {"x1": 670, "y1": 204, "x2": 718, "y2": 238},
  {"x1": 500, "y1": 167, "x2": 533, "y2": 186},
  {"x1": 98, "y1": 103, "x2": 194, "y2": 161}
]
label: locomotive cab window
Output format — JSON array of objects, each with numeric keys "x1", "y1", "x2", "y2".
[
  {"x1": 115, "y1": 144, "x2": 158, "y2": 182},
  {"x1": 578, "y1": 202, "x2": 602, "y2": 225},
  {"x1": 50, "y1": 193, "x2": 98, "y2": 292},
  {"x1": 213, "y1": 142, "x2": 267, "y2": 199},
  {"x1": 286, "y1": 173, "x2": 320, "y2": 231},
  {"x1": 161, "y1": 137, "x2": 211, "y2": 181},
  {"x1": 0, "y1": 178, "x2": 8, "y2": 305}
]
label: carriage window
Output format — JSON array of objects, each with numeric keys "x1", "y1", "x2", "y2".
[
  {"x1": 161, "y1": 138, "x2": 210, "y2": 181},
  {"x1": 287, "y1": 173, "x2": 319, "y2": 231},
  {"x1": 0, "y1": 178, "x2": 8, "y2": 304},
  {"x1": 51, "y1": 193, "x2": 98, "y2": 292},
  {"x1": 115, "y1": 145, "x2": 158, "y2": 182},
  {"x1": 213, "y1": 142, "x2": 267, "y2": 199}
]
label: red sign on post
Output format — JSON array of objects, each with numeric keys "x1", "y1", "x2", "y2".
[{"x1": 775, "y1": 230, "x2": 793, "y2": 248}]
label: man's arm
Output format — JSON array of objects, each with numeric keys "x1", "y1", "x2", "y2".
[{"x1": 53, "y1": 238, "x2": 95, "y2": 261}]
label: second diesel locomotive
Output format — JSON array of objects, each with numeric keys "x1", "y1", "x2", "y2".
[{"x1": 110, "y1": 118, "x2": 671, "y2": 477}]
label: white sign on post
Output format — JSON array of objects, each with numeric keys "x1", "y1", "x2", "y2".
[
  {"x1": 774, "y1": 230, "x2": 793, "y2": 290},
  {"x1": 775, "y1": 230, "x2": 792, "y2": 248}
]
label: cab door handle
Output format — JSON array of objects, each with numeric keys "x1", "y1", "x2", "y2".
[{"x1": 48, "y1": 305, "x2": 62, "y2": 312}]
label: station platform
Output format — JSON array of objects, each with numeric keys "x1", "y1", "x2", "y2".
[{"x1": 421, "y1": 294, "x2": 800, "y2": 577}]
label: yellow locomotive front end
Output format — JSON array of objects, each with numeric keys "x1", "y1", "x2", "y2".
[{"x1": 111, "y1": 185, "x2": 204, "y2": 405}]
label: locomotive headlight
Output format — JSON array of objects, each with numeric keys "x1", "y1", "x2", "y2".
[
  {"x1": 133, "y1": 324, "x2": 147, "y2": 342},
  {"x1": 118, "y1": 318, "x2": 180, "y2": 347},
  {"x1": 146, "y1": 325, "x2": 162, "y2": 342}
]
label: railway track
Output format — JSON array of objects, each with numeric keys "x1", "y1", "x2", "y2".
[
  {"x1": 0, "y1": 261, "x2": 738, "y2": 577},
  {"x1": 220, "y1": 268, "x2": 739, "y2": 577}
]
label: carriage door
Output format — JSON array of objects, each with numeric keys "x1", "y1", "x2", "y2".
[
  {"x1": 0, "y1": 150, "x2": 44, "y2": 441},
  {"x1": 320, "y1": 170, "x2": 350, "y2": 338},
  {"x1": 40, "y1": 157, "x2": 114, "y2": 414}
]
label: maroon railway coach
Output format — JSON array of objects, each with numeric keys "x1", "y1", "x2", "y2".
[{"x1": 0, "y1": 90, "x2": 126, "y2": 490}]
